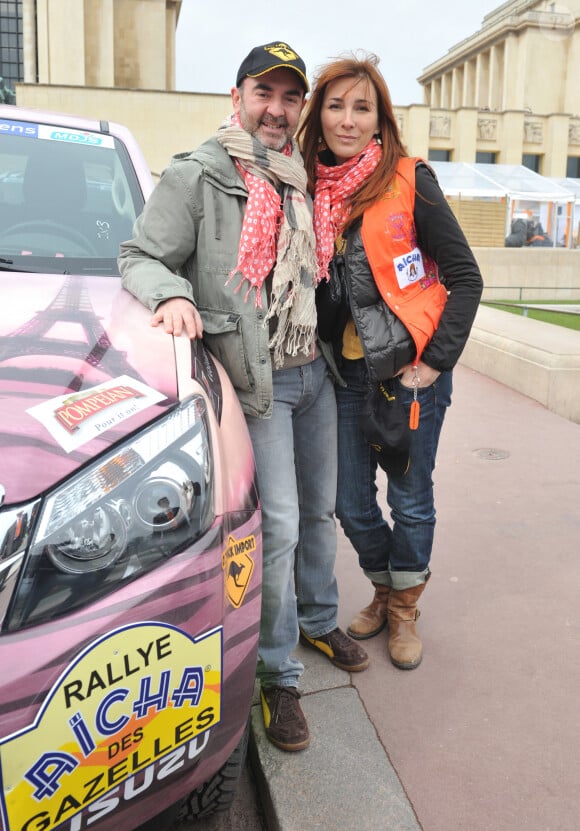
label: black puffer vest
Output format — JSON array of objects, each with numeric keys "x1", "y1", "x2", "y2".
[{"x1": 318, "y1": 220, "x2": 415, "y2": 383}]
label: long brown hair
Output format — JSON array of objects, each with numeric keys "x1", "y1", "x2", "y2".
[{"x1": 298, "y1": 53, "x2": 407, "y2": 231}]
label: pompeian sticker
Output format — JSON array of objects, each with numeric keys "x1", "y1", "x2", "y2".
[
  {"x1": 0, "y1": 623, "x2": 222, "y2": 831},
  {"x1": 222, "y1": 534, "x2": 256, "y2": 608},
  {"x1": 26, "y1": 375, "x2": 166, "y2": 453}
]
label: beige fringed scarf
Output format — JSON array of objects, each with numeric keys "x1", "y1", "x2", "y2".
[{"x1": 215, "y1": 116, "x2": 318, "y2": 368}]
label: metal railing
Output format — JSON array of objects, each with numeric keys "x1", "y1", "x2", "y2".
[
  {"x1": 482, "y1": 285, "x2": 580, "y2": 302},
  {"x1": 484, "y1": 300, "x2": 580, "y2": 317}
]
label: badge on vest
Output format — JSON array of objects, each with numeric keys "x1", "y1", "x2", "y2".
[{"x1": 393, "y1": 247, "x2": 425, "y2": 290}]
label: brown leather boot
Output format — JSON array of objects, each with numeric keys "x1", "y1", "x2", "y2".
[
  {"x1": 387, "y1": 583, "x2": 426, "y2": 670},
  {"x1": 347, "y1": 582, "x2": 390, "y2": 640}
]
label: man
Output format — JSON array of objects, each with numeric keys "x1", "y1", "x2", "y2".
[{"x1": 119, "y1": 41, "x2": 369, "y2": 753}]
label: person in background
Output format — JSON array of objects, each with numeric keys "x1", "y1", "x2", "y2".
[
  {"x1": 119, "y1": 41, "x2": 368, "y2": 752},
  {"x1": 0, "y1": 77, "x2": 16, "y2": 105},
  {"x1": 505, "y1": 217, "x2": 527, "y2": 247},
  {"x1": 525, "y1": 220, "x2": 553, "y2": 246},
  {"x1": 298, "y1": 53, "x2": 483, "y2": 670}
]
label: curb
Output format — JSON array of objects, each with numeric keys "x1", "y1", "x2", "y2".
[{"x1": 248, "y1": 646, "x2": 420, "y2": 831}]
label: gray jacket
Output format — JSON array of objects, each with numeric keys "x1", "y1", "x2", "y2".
[{"x1": 119, "y1": 137, "x2": 279, "y2": 417}]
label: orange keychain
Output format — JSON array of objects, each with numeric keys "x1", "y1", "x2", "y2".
[
  {"x1": 409, "y1": 398, "x2": 420, "y2": 430},
  {"x1": 409, "y1": 366, "x2": 420, "y2": 430}
]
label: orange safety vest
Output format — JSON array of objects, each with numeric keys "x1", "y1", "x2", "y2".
[{"x1": 360, "y1": 157, "x2": 448, "y2": 363}]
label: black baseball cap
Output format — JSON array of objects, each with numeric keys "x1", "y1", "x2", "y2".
[{"x1": 236, "y1": 41, "x2": 309, "y2": 92}]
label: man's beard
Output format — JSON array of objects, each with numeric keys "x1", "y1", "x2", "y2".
[{"x1": 239, "y1": 104, "x2": 291, "y2": 151}]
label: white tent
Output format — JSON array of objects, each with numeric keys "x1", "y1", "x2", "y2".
[
  {"x1": 429, "y1": 161, "x2": 508, "y2": 199},
  {"x1": 429, "y1": 162, "x2": 576, "y2": 247},
  {"x1": 476, "y1": 164, "x2": 573, "y2": 203},
  {"x1": 546, "y1": 177, "x2": 580, "y2": 248}
]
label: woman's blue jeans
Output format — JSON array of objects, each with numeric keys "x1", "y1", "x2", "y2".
[
  {"x1": 246, "y1": 356, "x2": 339, "y2": 688},
  {"x1": 335, "y1": 359, "x2": 452, "y2": 590}
]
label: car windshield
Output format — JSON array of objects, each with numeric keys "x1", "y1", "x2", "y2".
[{"x1": 0, "y1": 122, "x2": 144, "y2": 275}]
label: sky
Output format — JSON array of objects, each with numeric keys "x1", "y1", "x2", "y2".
[{"x1": 175, "y1": 0, "x2": 499, "y2": 107}]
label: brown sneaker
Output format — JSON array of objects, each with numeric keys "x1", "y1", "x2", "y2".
[
  {"x1": 299, "y1": 627, "x2": 370, "y2": 672},
  {"x1": 260, "y1": 685, "x2": 310, "y2": 752}
]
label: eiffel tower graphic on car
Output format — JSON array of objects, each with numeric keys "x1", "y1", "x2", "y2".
[{"x1": 0, "y1": 274, "x2": 144, "y2": 393}]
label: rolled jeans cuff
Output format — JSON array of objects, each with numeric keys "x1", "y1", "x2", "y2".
[{"x1": 363, "y1": 567, "x2": 430, "y2": 590}]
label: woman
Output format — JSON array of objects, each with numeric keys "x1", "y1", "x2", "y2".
[{"x1": 298, "y1": 54, "x2": 483, "y2": 670}]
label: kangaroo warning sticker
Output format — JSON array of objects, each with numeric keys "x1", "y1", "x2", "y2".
[
  {"x1": 223, "y1": 534, "x2": 255, "y2": 608},
  {"x1": 0, "y1": 623, "x2": 222, "y2": 831}
]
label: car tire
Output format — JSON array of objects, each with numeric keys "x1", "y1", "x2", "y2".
[{"x1": 181, "y1": 718, "x2": 250, "y2": 820}]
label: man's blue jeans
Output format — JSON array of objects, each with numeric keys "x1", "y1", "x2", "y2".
[
  {"x1": 246, "y1": 356, "x2": 339, "y2": 688},
  {"x1": 335, "y1": 359, "x2": 452, "y2": 590}
]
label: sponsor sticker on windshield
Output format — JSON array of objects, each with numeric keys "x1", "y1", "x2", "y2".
[
  {"x1": 27, "y1": 375, "x2": 167, "y2": 452},
  {"x1": 0, "y1": 623, "x2": 222, "y2": 831},
  {"x1": 38, "y1": 124, "x2": 115, "y2": 149},
  {"x1": 0, "y1": 119, "x2": 39, "y2": 138},
  {"x1": 0, "y1": 121, "x2": 115, "y2": 148}
]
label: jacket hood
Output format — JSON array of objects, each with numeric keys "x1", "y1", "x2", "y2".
[{"x1": 0, "y1": 271, "x2": 179, "y2": 505}]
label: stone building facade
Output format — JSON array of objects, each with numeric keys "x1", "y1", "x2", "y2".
[
  {"x1": 2, "y1": 0, "x2": 580, "y2": 180},
  {"x1": 416, "y1": 0, "x2": 580, "y2": 177},
  {"x1": 2, "y1": 0, "x2": 181, "y2": 93}
]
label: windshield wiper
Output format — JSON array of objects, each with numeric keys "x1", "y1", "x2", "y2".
[
  {"x1": 0, "y1": 255, "x2": 70, "y2": 274},
  {"x1": 0, "y1": 259, "x2": 33, "y2": 272}
]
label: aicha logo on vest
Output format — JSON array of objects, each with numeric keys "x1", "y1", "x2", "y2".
[{"x1": 393, "y1": 247, "x2": 426, "y2": 290}]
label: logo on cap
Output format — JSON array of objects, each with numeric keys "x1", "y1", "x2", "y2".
[{"x1": 264, "y1": 43, "x2": 300, "y2": 62}]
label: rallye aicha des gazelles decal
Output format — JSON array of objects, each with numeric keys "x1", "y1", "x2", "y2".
[{"x1": 0, "y1": 622, "x2": 223, "y2": 831}]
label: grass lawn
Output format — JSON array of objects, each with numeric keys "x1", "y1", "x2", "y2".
[{"x1": 483, "y1": 300, "x2": 580, "y2": 332}]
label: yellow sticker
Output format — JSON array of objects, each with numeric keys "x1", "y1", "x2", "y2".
[
  {"x1": 0, "y1": 623, "x2": 222, "y2": 831},
  {"x1": 222, "y1": 534, "x2": 255, "y2": 608}
]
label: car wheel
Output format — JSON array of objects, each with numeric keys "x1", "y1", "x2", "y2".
[{"x1": 180, "y1": 718, "x2": 250, "y2": 820}]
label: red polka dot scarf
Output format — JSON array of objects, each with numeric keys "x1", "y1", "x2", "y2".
[
  {"x1": 313, "y1": 138, "x2": 382, "y2": 281},
  {"x1": 216, "y1": 114, "x2": 318, "y2": 367}
]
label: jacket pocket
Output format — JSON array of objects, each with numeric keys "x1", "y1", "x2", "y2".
[{"x1": 200, "y1": 308, "x2": 254, "y2": 393}]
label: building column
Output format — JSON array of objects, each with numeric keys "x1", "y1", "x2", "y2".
[
  {"x1": 500, "y1": 111, "x2": 525, "y2": 164},
  {"x1": 451, "y1": 66, "x2": 463, "y2": 109},
  {"x1": 489, "y1": 43, "x2": 502, "y2": 111},
  {"x1": 463, "y1": 59, "x2": 475, "y2": 108},
  {"x1": 455, "y1": 108, "x2": 478, "y2": 160},
  {"x1": 85, "y1": 0, "x2": 115, "y2": 87},
  {"x1": 405, "y1": 105, "x2": 431, "y2": 159},
  {"x1": 21, "y1": 0, "x2": 37, "y2": 83},
  {"x1": 35, "y1": 0, "x2": 86, "y2": 86},
  {"x1": 475, "y1": 51, "x2": 490, "y2": 109},
  {"x1": 501, "y1": 34, "x2": 518, "y2": 110},
  {"x1": 544, "y1": 115, "x2": 571, "y2": 177},
  {"x1": 441, "y1": 73, "x2": 451, "y2": 109},
  {"x1": 431, "y1": 78, "x2": 441, "y2": 108}
]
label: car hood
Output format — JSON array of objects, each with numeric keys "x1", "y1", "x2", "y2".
[{"x1": 0, "y1": 271, "x2": 179, "y2": 505}]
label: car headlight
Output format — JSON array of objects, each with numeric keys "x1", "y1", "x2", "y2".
[{"x1": 1, "y1": 396, "x2": 214, "y2": 632}]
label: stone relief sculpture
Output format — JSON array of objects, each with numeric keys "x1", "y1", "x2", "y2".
[
  {"x1": 478, "y1": 118, "x2": 497, "y2": 140},
  {"x1": 569, "y1": 122, "x2": 580, "y2": 145},
  {"x1": 429, "y1": 114, "x2": 451, "y2": 138},
  {"x1": 524, "y1": 120, "x2": 542, "y2": 143}
]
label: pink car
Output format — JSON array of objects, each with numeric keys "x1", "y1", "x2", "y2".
[{"x1": 0, "y1": 105, "x2": 262, "y2": 831}]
